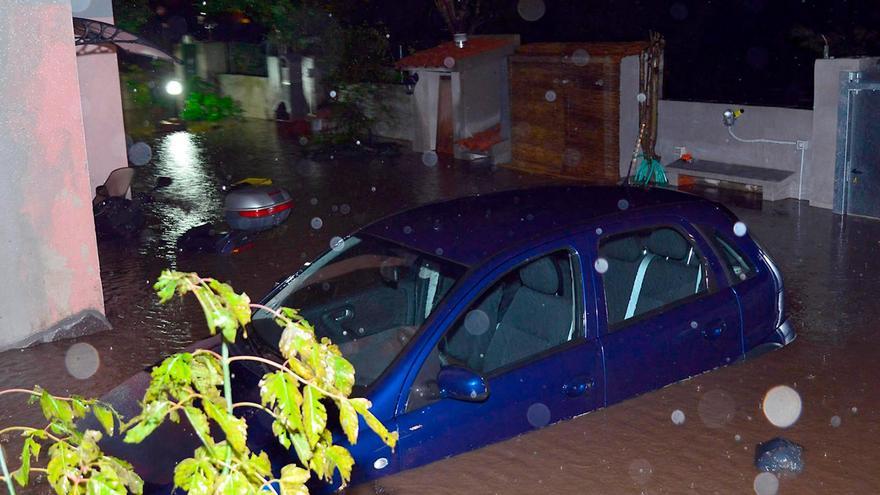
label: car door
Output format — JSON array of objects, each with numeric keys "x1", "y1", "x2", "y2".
[
  {"x1": 592, "y1": 215, "x2": 743, "y2": 405},
  {"x1": 394, "y1": 242, "x2": 604, "y2": 470}
]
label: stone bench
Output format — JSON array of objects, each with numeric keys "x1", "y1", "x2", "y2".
[{"x1": 666, "y1": 159, "x2": 794, "y2": 201}]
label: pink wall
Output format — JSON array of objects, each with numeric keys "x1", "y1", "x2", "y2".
[{"x1": 0, "y1": 1, "x2": 105, "y2": 350}]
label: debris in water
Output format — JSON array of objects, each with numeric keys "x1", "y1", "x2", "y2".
[{"x1": 754, "y1": 437, "x2": 804, "y2": 475}]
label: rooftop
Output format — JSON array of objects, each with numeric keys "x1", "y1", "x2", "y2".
[{"x1": 396, "y1": 36, "x2": 518, "y2": 70}]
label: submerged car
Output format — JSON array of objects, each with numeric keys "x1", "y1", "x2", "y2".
[{"x1": 99, "y1": 185, "x2": 794, "y2": 491}]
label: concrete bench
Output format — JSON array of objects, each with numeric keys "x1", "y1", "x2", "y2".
[{"x1": 666, "y1": 159, "x2": 794, "y2": 201}]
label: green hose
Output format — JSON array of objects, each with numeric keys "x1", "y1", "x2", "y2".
[{"x1": 633, "y1": 155, "x2": 668, "y2": 187}]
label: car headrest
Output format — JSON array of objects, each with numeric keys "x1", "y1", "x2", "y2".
[
  {"x1": 601, "y1": 237, "x2": 642, "y2": 262},
  {"x1": 520, "y1": 257, "x2": 560, "y2": 295},
  {"x1": 647, "y1": 228, "x2": 689, "y2": 260}
]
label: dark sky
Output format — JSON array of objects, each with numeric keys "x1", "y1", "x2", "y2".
[{"x1": 153, "y1": 0, "x2": 880, "y2": 108}]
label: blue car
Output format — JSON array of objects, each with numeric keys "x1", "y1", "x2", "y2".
[{"x1": 99, "y1": 185, "x2": 794, "y2": 491}]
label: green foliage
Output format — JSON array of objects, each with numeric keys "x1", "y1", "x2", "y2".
[
  {"x1": 180, "y1": 78, "x2": 243, "y2": 123},
  {"x1": 112, "y1": 0, "x2": 154, "y2": 33},
  {"x1": 0, "y1": 269, "x2": 396, "y2": 494}
]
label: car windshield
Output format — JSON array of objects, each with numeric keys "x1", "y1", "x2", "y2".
[{"x1": 251, "y1": 235, "x2": 465, "y2": 388}]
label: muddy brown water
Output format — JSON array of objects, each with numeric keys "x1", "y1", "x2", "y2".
[{"x1": 1, "y1": 121, "x2": 877, "y2": 494}]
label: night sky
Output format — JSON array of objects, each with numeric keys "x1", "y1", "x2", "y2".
[{"x1": 150, "y1": 0, "x2": 880, "y2": 108}]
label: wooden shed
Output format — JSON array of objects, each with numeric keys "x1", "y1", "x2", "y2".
[{"x1": 507, "y1": 42, "x2": 648, "y2": 182}]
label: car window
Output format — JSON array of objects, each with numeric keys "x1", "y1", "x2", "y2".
[
  {"x1": 406, "y1": 250, "x2": 581, "y2": 412},
  {"x1": 710, "y1": 231, "x2": 756, "y2": 282},
  {"x1": 598, "y1": 226, "x2": 709, "y2": 327}
]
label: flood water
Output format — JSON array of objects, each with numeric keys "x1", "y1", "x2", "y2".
[{"x1": 1, "y1": 120, "x2": 878, "y2": 494}]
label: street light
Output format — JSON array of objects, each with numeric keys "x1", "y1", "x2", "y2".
[{"x1": 165, "y1": 80, "x2": 183, "y2": 96}]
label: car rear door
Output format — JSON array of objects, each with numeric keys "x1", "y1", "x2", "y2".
[
  {"x1": 394, "y1": 239, "x2": 604, "y2": 470},
  {"x1": 590, "y1": 213, "x2": 743, "y2": 405}
]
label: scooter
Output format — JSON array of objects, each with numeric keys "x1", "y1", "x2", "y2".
[
  {"x1": 176, "y1": 178, "x2": 293, "y2": 255},
  {"x1": 93, "y1": 167, "x2": 172, "y2": 239}
]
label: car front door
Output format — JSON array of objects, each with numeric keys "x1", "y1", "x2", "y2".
[
  {"x1": 592, "y1": 216, "x2": 743, "y2": 405},
  {"x1": 394, "y1": 243, "x2": 604, "y2": 470}
]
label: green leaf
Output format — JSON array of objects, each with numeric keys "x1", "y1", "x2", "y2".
[
  {"x1": 85, "y1": 463, "x2": 126, "y2": 495},
  {"x1": 183, "y1": 406, "x2": 214, "y2": 449},
  {"x1": 39, "y1": 390, "x2": 73, "y2": 424},
  {"x1": 203, "y1": 400, "x2": 247, "y2": 454},
  {"x1": 101, "y1": 456, "x2": 143, "y2": 495},
  {"x1": 301, "y1": 385, "x2": 327, "y2": 447},
  {"x1": 338, "y1": 399, "x2": 359, "y2": 445},
  {"x1": 71, "y1": 396, "x2": 89, "y2": 418},
  {"x1": 260, "y1": 372, "x2": 303, "y2": 433},
  {"x1": 216, "y1": 470, "x2": 249, "y2": 495},
  {"x1": 351, "y1": 398, "x2": 397, "y2": 449},
  {"x1": 190, "y1": 354, "x2": 223, "y2": 400},
  {"x1": 325, "y1": 445, "x2": 355, "y2": 484},
  {"x1": 278, "y1": 464, "x2": 310, "y2": 495},
  {"x1": 174, "y1": 457, "x2": 216, "y2": 493},
  {"x1": 328, "y1": 355, "x2": 355, "y2": 395},
  {"x1": 93, "y1": 404, "x2": 115, "y2": 436},
  {"x1": 11, "y1": 437, "x2": 39, "y2": 487},
  {"x1": 208, "y1": 279, "x2": 252, "y2": 328},
  {"x1": 124, "y1": 400, "x2": 172, "y2": 444},
  {"x1": 247, "y1": 451, "x2": 272, "y2": 479},
  {"x1": 153, "y1": 270, "x2": 181, "y2": 303},
  {"x1": 289, "y1": 432, "x2": 312, "y2": 466}
]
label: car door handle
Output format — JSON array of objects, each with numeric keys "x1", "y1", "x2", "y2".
[
  {"x1": 701, "y1": 321, "x2": 726, "y2": 340},
  {"x1": 330, "y1": 307, "x2": 354, "y2": 322},
  {"x1": 562, "y1": 377, "x2": 595, "y2": 397}
]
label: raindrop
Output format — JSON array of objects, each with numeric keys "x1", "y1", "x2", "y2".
[
  {"x1": 298, "y1": 136, "x2": 309, "y2": 146},
  {"x1": 593, "y1": 258, "x2": 609, "y2": 274},
  {"x1": 628, "y1": 458, "x2": 653, "y2": 485},
  {"x1": 595, "y1": 227, "x2": 603, "y2": 235},
  {"x1": 464, "y1": 309, "x2": 491, "y2": 336},
  {"x1": 331, "y1": 204, "x2": 339, "y2": 212},
  {"x1": 830, "y1": 415, "x2": 842, "y2": 427},
  {"x1": 330, "y1": 236, "x2": 345, "y2": 252},
  {"x1": 698, "y1": 389, "x2": 736, "y2": 428},
  {"x1": 636, "y1": 92, "x2": 647, "y2": 103},
  {"x1": 544, "y1": 90, "x2": 557, "y2": 102},
  {"x1": 690, "y1": 320, "x2": 698, "y2": 329},
  {"x1": 671, "y1": 409, "x2": 686, "y2": 425},
  {"x1": 403, "y1": 225, "x2": 413, "y2": 234},
  {"x1": 571, "y1": 49, "x2": 590, "y2": 66},
  {"x1": 670, "y1": 2, "x2": 689, "y2": 20},
  {"x1": 310, "y1": 217, "x2": 323, "y2": 230},
  {"x1": 617, "y1": 199, "x2": 630, "y2": 210},
  {"x1": 753, "y1": 472, "x2": 779, "y2": 495},
  {"x1": 322, "y1": 282, "x2": 331, "y2": 291},
  {"x1": 340, "y1": 204, "x2": 351, "y2": 215},
  {"x1": 443, "y1": 57, "x2": 456, "y2": 68},
  {"x1": 330, "y1": 90, "x2": 338, "y2": 98},
  {"x1": 422, "y1": 151, "x2": 439, "y2": 167},
  {"x1": 309, "y1": 197, "x2": 318, "y2": 206},
  {"x1": 762, "y1": 385, "x2": 802, "y2": 428},
  {"x1": 517, "y1": 0, "x2": 546, "y2": 21},
  {"x1": 733, "y1": 221, "x2": 748, "y2": 237},
  {"x1": 435, "y1": 248, "x2": 444, "y2": 256},
  {"x1": 70, "y1": 0, "x2": 92, "y2": 14},
  {"x1": 65, "y1": 343, "x2": 99, "y2": 379},
  {"x1": 128, "y1": 142, "x2": 152, "y2": 166},
  {"x1": 735, "y1": 434, "x2": 742, "y2": 442},
  {"x1": 527, "y1": 402, "x2": 551, "y2": 427}
]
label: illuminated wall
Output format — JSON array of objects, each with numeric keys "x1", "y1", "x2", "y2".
[{"x1": 0, "y1": 0, "x2": 106, "y2": 350}]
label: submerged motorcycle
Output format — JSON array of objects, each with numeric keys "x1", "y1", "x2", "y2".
[
  {"x1": 176, "y1": 178, "x2": 293, "y2": 254},
  {"x1": 93, "y1": 167, "x2": 172, "y2": 238}
]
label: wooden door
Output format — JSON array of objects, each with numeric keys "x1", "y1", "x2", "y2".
[
  {"x1": 436, "y1": 76, "x2": 454, "y2": 155},
  {"x1": 509, "y1": 57, "x2": 566, "y2": 175}
]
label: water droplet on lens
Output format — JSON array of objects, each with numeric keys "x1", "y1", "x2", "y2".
[
  {"x1": 595, "y1": 227, "x2": 603, "y2": 235},
  {"x1": 299, "y1": 136, "x2": 309, "y2": 146},
  {"x1": 330, "y1": 236, "x2": 345, "y2": 252},
  {"x1": 594, "y1": 258, "x2": 609, "y2": 274},
  {"x1": 628, "y1": 459, "x2": 653, "y2": 485},
  {"x1": 435, "y1": 248, "x2": 444, "y2": 256},
  {"x1": 527, "y1": 402, "x2": 551, "y2": 427},
  {"x1": 403, "y1": 225, "x2": 413, "y2": 234},
  {"x1": 636, "y1": 92, "x2": 647, "y2": 103},
  {"x1": 422, "y1": 151, "x2": 439, "y2": 167},
  {"x1": 753, "y1": 472, "x2": 779, "y2": 495},
  {"x1": 309, "y1": 197, "x2": 318, "y2": 206},
  {"x1": 330, "y1": 90, "x2": 338, "y2": 98},
  {"x1": 444, "y1": 57, "x2": 456, "y2": 68},
  {"x1": 340, "y1": 204, "x2": 351, "y2": 215},
  {"x1": 517, "y1": 0, "x2": 546, "y2": 21},
  {"x1": 310, "y1": 217, "x2": 323, "y2": 229},
  {"x1": 762, "y1": 385, "x2": 802, "y2": 428},
  {"x1": 671, "y1": 409, "x2": 686, "y2": 425},
  {"x1": 733, "y1": 221, "x2": 748, "y2": 237},
  {"x1": 830, "y1": 415, "x2": 842, "y2": 427},
  {"x1": 544, "y1": 90, "x2": 557, "y2": 102},
  {"x1": 128, "y1": 142, "x2": 152, "y2": 166},
  {"x1": 571, "y1": 48, "x2": 590, "y2": 66},
  {"x1": 464, "y1": 309, "x2": 490, "y2": 335},
  {"x1": 617, "y1": 199, "x2": 630, "y2": 210},
  {"x1": 65, "y1": 343, "x2": 99, "y2": 379}
]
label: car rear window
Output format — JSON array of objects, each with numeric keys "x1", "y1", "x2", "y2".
[{"x1": 710, "y1": 231, "x2": 756, "y2": 282}]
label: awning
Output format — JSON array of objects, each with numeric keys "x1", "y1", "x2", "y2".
[{"x1": 73, "y1": 17, "x2": 180, "y2": 63}]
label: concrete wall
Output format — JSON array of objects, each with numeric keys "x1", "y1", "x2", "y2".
[
  {"x1": 218, "y1": 74, "x2": 270, "y2": 120},
  {"x1": 619, "y1": 55, "x2": 640, "y2": 176},
  {"x1": 73, "y1": 0, "x2": 130, "y2": 199},
  {"x1": 808, "y1": 57, "x2": 879, "y2": 208},
  {"x1": 357, "y1": 84, "x2": 414, "y2": 143},
  {"x1": 458, "y1": 60, "x2": 503, "y2": 137},
  {"x1": 654, "y1": 100, "x2": 813, "y2": 199},
  {"x1": 0, "y1": 0, "x2": 107, "y2": 350},
  {"x1": 412, "y1": 71, "x2": 441, "y2": 152}
]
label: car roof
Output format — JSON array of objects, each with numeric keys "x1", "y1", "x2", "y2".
[{"x1": 361, "y1": 185, "x2": 708, "y2": 266}]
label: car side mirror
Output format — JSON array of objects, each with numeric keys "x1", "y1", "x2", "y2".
[{"x1": 438, "y1": 366, "x2": 489, "y2": 402}]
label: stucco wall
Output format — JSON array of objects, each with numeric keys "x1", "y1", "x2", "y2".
[
  {"x1": 218, "y1": 74, "x2": 270, "y2": 120},
  {"x1": 458, "y1": 60, "x2": 503, "y2": 137},
  {"x1": 655, "y1": 100, "x2": 813, "y2": 199},
  {"x1": 357, "y1": 84, "x2": 414, "y2": 143},
  {"x1": 0, "y1": 0, "x2": 106, "y2": 350}
]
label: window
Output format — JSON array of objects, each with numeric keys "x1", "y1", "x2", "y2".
[
  {"x1": 599, "y1": 227, "x2": 708, "y2": 327},
  {"x1": 711, "y1": 232, "x2": 755, "y2": 282},
  {"x1": 406, "y1": 250, "x2": 580, "y2": 412},
  {"x1": 251, "y1": 236, "x2": 465, "y2": 390}
]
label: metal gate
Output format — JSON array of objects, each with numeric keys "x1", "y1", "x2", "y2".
[{"x1": 835, "y1": 71, "x2": 880, "y2": 218}]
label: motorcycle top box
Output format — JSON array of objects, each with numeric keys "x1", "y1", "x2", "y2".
[{"x1": 223, "y1": 185, "x2": 293, "y2": 232}]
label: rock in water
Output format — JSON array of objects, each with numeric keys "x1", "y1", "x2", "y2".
[{"x1": 755, "y1": 437, "x2": 805, "y2": 474}]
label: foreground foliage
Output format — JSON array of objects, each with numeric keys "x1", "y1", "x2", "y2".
[{"x1": 0, "y1": 271, "x2": 396, "y2": 494}]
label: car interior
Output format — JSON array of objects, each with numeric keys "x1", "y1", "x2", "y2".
[{"x1": 600, "y1": 227, "x2": 708, "y2": 326}]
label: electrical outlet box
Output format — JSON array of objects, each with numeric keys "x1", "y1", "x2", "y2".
[{"x1": 797, "y1": 140, "x2": 809, "y2": 150}]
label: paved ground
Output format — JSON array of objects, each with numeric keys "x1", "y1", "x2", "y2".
[{"x1": 1, "y1": 120, "x2": 877, "y2": 494}]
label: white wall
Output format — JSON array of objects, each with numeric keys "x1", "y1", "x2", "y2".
[
  {"x1": 0, "y1": 0, "x2": 107, "y2": 350},
  {"x1": 458, "y1": 60, "x2": 503, "y2": 137},
  {"x1": 218, "y1": 74, "x2": 270, "y2": 120}
]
